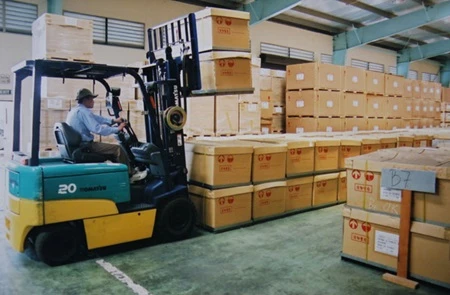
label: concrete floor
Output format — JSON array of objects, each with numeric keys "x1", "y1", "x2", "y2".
[{"x1": 0, "y1": 204, "x2": 448, "y2": 295}]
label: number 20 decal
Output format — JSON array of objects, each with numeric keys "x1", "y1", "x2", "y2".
[{"x1": 58, "y1": 183, "x2": 77, "y2": 194}]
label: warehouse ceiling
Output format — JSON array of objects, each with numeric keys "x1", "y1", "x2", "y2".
[{"x1": 174, "y1": 0, "x2": 450, "y2": 64}]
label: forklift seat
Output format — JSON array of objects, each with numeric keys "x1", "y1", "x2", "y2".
[{"x1": 54, "y1": 122, "x2": 109, "y2": 163}]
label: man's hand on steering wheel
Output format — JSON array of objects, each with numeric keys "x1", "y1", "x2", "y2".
[{"x1": 117, "y1": 121, "x2": 127, "y2": 131}]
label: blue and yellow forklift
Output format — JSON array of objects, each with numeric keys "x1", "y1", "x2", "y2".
[{"x1": 5, "y1": 13, "x2": 200, "y2": 266}]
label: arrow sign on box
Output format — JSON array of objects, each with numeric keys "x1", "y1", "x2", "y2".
[{"x1": 381, "y1": 168, "x2": 436, "y2": 194}]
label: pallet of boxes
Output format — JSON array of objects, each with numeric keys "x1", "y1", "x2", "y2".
[
  {"x1": 184, "y1": 8, "x2": 259, "y2": 138},
  {"x1": 342, "y1": 147, "x2": 450, "y2": 289},
  {"x1": 259, "y1": 69, "x2": 287, "y2": 134},
  {"x1": 441, "y1": 87, "x2": 450, "y2": 127}
]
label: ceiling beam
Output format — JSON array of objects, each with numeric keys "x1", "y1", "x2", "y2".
[
  {"x1": 291, "y1": 6, "x2": 361, "y2": 27},
  {"x1": 412, "y1": 0, "x2": 435, "y2": 7},
  {"x1": 334, "y1": 1, "x2": 450, "y2": 51},
  {"x1": 398, "y1": 39, "x2": 450, "y2": 63},
  {"x1": 271, "y1": 14, "x2": 341, "y2": 34},
  {"x1": 238, "y1": 0, "x2": 303, "y2": 25}
]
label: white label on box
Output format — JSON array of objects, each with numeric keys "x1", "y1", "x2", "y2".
[
  {"x1": 373, "y1": 78, "x2": 378, "y2": 85},
  {"x1": 430, "y1": 106, "x2": 434, "y2": 112},
  {"x1": 430, "y1": 88, "x2": 434, "y2": 94},
  {"x1": 274, "y1": 107, "x2": 283, "y2": 113},
  {"x1": 423, "y1": 107, "x2": 428, "y2": 112},
  {"x1": 262, "y1": 127, "x2": 269, "y2": 134},
  {"x1": 261, "y1": 102, "x2": 269, "y2": 109},
  {"x1": 296, "y1": 100, "x2": 304, "y2": 108},
  {"x1": 326, "y1": 126, "x2": 333, "y2": 132},
  {"x1": 352, "y1": 126, "x2": 358, "y2": 132},
  {"x1": 407, "y1": 85, "x2": 412, "y2": 92},
  {"x1": 407, "y1": 106, "x2": 412, "y2": 112},
  {"x1": 415, "y1": 106, "x2": 420, "y2": 111},
  {"x1": 326, "y1": 100, "x2": 333, "y2": 108},
  {"x1": 393, "y1": 81, "x2": 398, "y2": 88},
  {"x1": 247, "y1": 104, "x2": 257, "y2": 112},
  {"x1": 352, "y1": 76, "x2": 358, "y2": 83},
  {"x1": 380, "y1": 187, "x2": 402, "y2": 202},
  {"x1": 415, "y1": 86, "x2": 420, "y2": 92},
  {"x1": 437, "y1": 89, "x2": 441, "y2": 94},
  {"x1": 437, "y1": 107, "x2": 440, "y2": 112},
  {"x1": 296, "y1": 127, "x2": 304, "y2": 134},
  {"x1": 374, "y1": 125, "x2": 379, "y2": 131},
  {"x1": 296, "y1": 73, "x2": 305, "y2": 81},
  {"x1": 327, "y1": 74, "x2": 334, "y2": 81},
  {"x1": 352, "y1": 100, "x2": 359, "y2": 107},
  {"x1": 65, "y1": 17, "x2": 78, "y2": 26},
  {"x1": 424, "y1": 88, "x2": 428, "y2": 93},
  {"x1": 393, "y1": 126, "x2": 397, "y2": 130},
  {"x1": 260, "y1": 68, "x2": 271, "y2": 76},
  {"x1": 375, "y1": 230, "x2": 399, "y2": 257},
  {"x1": 373, "y1": 103, "x2": 379, "y2": 109},
  {"x1": 47, "y1": 98, "x2": 63, "y2": 109},
  {"x1": 393, "y1": 105, "x2": 398, "y2": 111}
]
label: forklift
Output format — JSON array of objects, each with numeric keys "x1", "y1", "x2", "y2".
[{"x1": 5, "y1": 13, "x2": 201, "y2": 266}]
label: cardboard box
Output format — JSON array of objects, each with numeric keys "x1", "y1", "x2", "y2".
[
  {"x1": 412, "y1": 80, "x2": 421, "y2": 98},
  {"x1": 403, "y1": 79, "x2": 413, "y2": 98},
  {"x1": 366, "y1": 71, "x2": 385, "y2": 95},
  {"x1": 385, "y1": 74, "x2": 404, "y2": 96},
  {"x1": 342, "y1": 206, "x2": 450, "y2": 287},
  {"x1": 215, "y1": 95, "x2": 239, "y2": 135},
  {"x1": 339, "y1": 139, "x2": 362, "y2": 170},
  {"x1": 313, "y1": 173, "x2": 339, "y2": 206},
  {"x1": 259, "y1": 68, "x2": 272, "y2": 91},
  {"x1": 286, "y1": 117, "x2": 317, "y2": 134},
  {"x1": 343, "y1": 67, "x2": 366, "y2": 92},
  {"x1": 385, "y1": 119, "x2": 403, "y2": 130},
  {"x1": 342, "y1": 93, "x2": 366, "y2": 117},
  {"x1": 286, "y1": 90, "x2": 341, "y2": 117},
  {"x1": 253, "y1": 181, "x2": 286, "y2": 219},
  {"x1": 441, "y1": 87, "x2": 450, "y2": 102},
  {"x1": 404, "y1": 98, "x2": 413, "y2": 119},
  {"x1": 317, "y1": 118, "x2": 342, "y2": 133},
  {"x1": 377, "y1": 135, "x2": 397, "y2": 149},
  {"x1": 261, "y1": 120, "x2": 272, "y2": 135},
  {"x1": 366, "y1": 95, "x2": 387, "y2": 118},
  {"x1": 345, "y1": 147, "x2": 450, "y2": 225},
  {"x1": 397, "y1": 135, "x2": 414, "y2": 147},
  {"x1": 272, "y1": 76, "x2": 286, "y2": 105},
  {"x1": 421, "y1": 81, "x2": 432, "y2": 99},
  {"x1": 338, "y1": 171, "x2": 347, "y2": 202},
  {"x1": 385, "y1": 97, "x2": 404, "y2": 118},
  {"x1": 40, "y1": 109, "x2": 68, "y2": 128},
  {"x1": 403, "y1": 119, "x2": 420, "y2": 129},
  {"x1": 359, "y1": 137, "x2": 381, "y2": 155},
  {"x1": 185, "y1": 96, "x2": 215, "y2": 136},
  {"x1": 344, "y1": 117, "x2": 367, "y2": 132},
  {"x1": 195, "y1": 8, "x2": 250, "y2": 52},
  {"x1": 286, "y1": 177, "x2": 313, "y2": 212},
  {"x1": 189, "y1": 185, "x2": 253, "y2": 229},
  {"x1": 314, "y1": 139, "x2": 340, "y2": 172},
  {"x1": 412, "y1": 99, "x2": 422, "y2": 118},
  {"x1": 412, "y1": 135, "x2": 432, "y2": 147},
  {"x1": 42, "y1": 77, "x2": 94, "y2": 99},
  {"x1": 433, "y1": 82, "x2": 442, "y2": 101},
  {"x1": 271, "y1": 114, "x2": 285, "y2": 132},
  {"x1": 185, "y1": 140, "x2": 253, "y2": 187},
  {"x1": 286, "y1": 63, "x2": 342, "y2": 90},
  {"x1": 199, "y1": 51, "x2": 252, "y2": 92},
  {"x1": 260, "y1": 90, "x2": 273, "y2": 119},
  {"x1": 32, "y1": 13, "x2": 93, "y2": 61},
  {"x1": 367, "y1": 118, "x2": 386, "y2": 131},
  {"x1": 239, "y1": 103, "x2": 261, "y2": 135}
]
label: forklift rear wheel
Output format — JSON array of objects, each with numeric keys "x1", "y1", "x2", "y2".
[
  {"x1": 35, "y1": 226, "x2": 79, "y2": 266},
  {"x1": 157, "y1": 197, "x2": 196, "y2": 241}
]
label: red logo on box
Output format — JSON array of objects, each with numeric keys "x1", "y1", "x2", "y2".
[
  {"x1": 265, "y1": 190, "x2": 272, "y2": 197},
  {"x1": 351, "y1": 233, "x2": 368, "y2": 244},
  {"x1": 295, "y1": 186, "x2": 300, "y2": 191},
  {"x1": 227, "y1": 196, "x2": 234, "y2": 204},
  {"x1": 265, "y1": 154, "x2": 272, "y2": 161},
  {"x1": 362, "y1": 222, "x2": 371, "y2": 233},
  {"x1": 218, "y1": 155, "x2": 225, "y2": 163},
  {"x1": 288, "y1": 186, "x2": 294, "y2": 192},
  {"x1": 365, "y1": 172, "x2": 374, "y2": 182},
  {"x1": 297, "y1": 149, "x2": 302, "y2": 155},
  {"x1": 219, "y1": 197, "x2": 225, "y2": 205},
  {"x1": 258, "y1": 191, "x2": 264, "y2": 198},
  {"x1": 227, "y1": 60, "x2": 235, "y2": 68},
  {"x1": 354, "y1": 184, "x2": 372, "y2": 193},
  {"x1": 352, "y1": 170, "x2": 361, "y2": 180},
  {"x1": 349, "y1": 219, "x2": 358, "y2": 229},
  {"x1": 216, "y1": 16, "x2": 223, "y2": 24},
  {"x1": 258, "y1": 154, "x2": 264, "y2": 161},
  {"x1": 290, "y1": 149, "x2": 295, "y2": 155},
  {"x1": 227, "y1": 155, "x2": 234, "y2": 163},
  {"x1": 219, "y1": 59, "x2": 226, "y2": 67},
  {"x1": 225, "y1": 17, "x2": 232, "y2": 26}
]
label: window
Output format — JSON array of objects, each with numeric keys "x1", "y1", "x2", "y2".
[
  {"x1": 321, "y1": 54, "x2": 332, "y2": 64},
  {"x1": 389, "y1": 66, "x2": 397, "y2": 75},
  {"x1": 407, "y1": 70, "x2": 418, "y2": 80},
  {"x1": 351, "y1": 59, "x2": 384, "y2": 72},
  {"x1": 430, "y1": 74, "x2": 438, "y2": 82},
  {"x1": 64, "y1": 11, "x2": 145, "y2": 48},
  {"x1": 260, "y1": 43, "x2": 314, "y2": 61},
  {"x1": 422, "y1": 72, "x2": 431, "y2": 81},
  {"x1": 0, "y1": 0, "x2": 38, "y2": 34}
]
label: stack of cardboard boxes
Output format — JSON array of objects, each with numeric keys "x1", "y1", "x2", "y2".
[
  {"x1": 343, "y1": 148, "x2": 450, "y2": 288},
  {"x1": 441, "y1": 87, "x2": 450, "y2": 127},
  {"x1": 259, "y1": 70, "x2": 287, "y2": 134}
]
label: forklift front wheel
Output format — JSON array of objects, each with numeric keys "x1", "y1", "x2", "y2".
[
  {"x1": 35, "y1": 226, "x2": 79, "y2": 266},
  {"x1": 157, "y1": 197, "x2": 196, "y2": 241}
]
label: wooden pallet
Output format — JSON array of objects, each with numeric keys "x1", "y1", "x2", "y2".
[
  {"x1": 44, "y1": 55, "x2": 94, "y2": 63},
  {"x1": 286, "y1": 88, "x2": 341, "y2": 92}
]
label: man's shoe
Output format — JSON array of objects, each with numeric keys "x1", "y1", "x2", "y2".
[{"x1": 130, "y1": 169, "x2": 148, "y2": 183}]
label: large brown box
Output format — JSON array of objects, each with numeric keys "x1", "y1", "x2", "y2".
[
  {"x1": 385, "y1": 97, "x2": 405, "y2": 118},
  {"x1": 342, "y1": 93, "x2": 366, "y2": 117},
  {"x1": 403, "y1": 79, "x2": 413, "y2": 98},
  {"x1": 397, "y1": 135, "x2": 414, "y2": 147},
  {"x1": 215, "y1": 95, "x2": 239, "y2": 135},
  {"x1": 366, "y1": 95, "x2": 387, "y2": 118},
  {"x1": 286, "y1": 117, "x2": 317, "y2": 134},
  {"x1": 345, "y1": 148, "x2": 450, "y2": 226},
  {"x1": 432, "y1": 82, "x2": 442, "y2": 101},
  {"x1": 313, "y1": 173, "x2": 339, "y2": 206},
  {"x1": 286, "y1": 90, "x2": 341, "y2": 117},
  {"x1": 195, "y1": 8, "x2": 250, "y2": 52},
  {"x1": 412, "y1": 99, "x2": 423, "y2": 118},
  {"x1": 199, "y1": 51, "x2": 252, "y2": 93},
  {"x1": 271, "y1": 70, "x2": 286, "y2": 105},
  {"x1": 344, "y1": 118, "x2": 367, "y2": 132},
  {"x1": 367, "y1": 118, "x2": 386, "y2": 131},
  {"x1": 359, "y1": 137, "x2": 381, "y2": 154},
  {"x1": 420, "y1": 81, "x2": 432, "y2": 99},
  {"x1": 342, "y1": 206, "x2": 450, "y2": 288},
  {"x1": 239, "y1": 103, "x2": 261, "y2": 135},
  {"x1": 185, "y1": 140, "x2": 253, "y2": 187},
  {"x1": 189, "y1": 185, "x2": 253, "y2": 229},
  {"x1": 185, "y1": 96, "x2": 215, "y2": 137},
  {"x1": 377, "y1": 135, "x2": 397, "y2": 149},
  {"x1": 32, "y1": 13, "x2": 93, "y2": 62},
  {"x1": 338, "y1": 171, "x2": 347, "y2": 202},
  {"x1": 286, "y1": 63, "x2": 342, "y2": 90},
  {"x1": 385, "y1": 74, "x2": 404, "y2": 96},
  {"x1": 314, "y1": 139, "x2": 340, "y2": 172},
  {"x1": 253, "y1": 181, "x2": 286, "y2": 219},
  {"x1": 286, "y1": 177, "x2": 313, "y2": 212},
  {"x1": 366, "y1": 71, "x2": 385, "y2": 95},
  {"x1": 317, "y1": 118, "x2": 342, "y2": 133},
  {"x1": 404, "y1": 98, "x2": 413, "y2": 119},
  {"x1": 339, "y1": 139, "x2": 362, "y2": 170},
  {"x1": 260, "y1": 90, "x2": 273, "y2": 119},
  {"x1": 238, "y1": 57, "x2": 261, "y2": 103},
  {"x1": 343, "y1": 67, "x2": 366, "y2": 92},
  {"x1": 385, "y1": 119, "x2": 403, "y2": 130}
]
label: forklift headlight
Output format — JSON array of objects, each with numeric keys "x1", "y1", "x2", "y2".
[{"x1": 164, "y1": 106, "x2": 187, "y2": 131}]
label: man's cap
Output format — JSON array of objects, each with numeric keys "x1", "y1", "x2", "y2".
[{"x1": 76, "y1": 88, "x2": 98, "y2": 101}]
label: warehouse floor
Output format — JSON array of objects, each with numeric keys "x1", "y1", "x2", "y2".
[{"x1": 0, "y1": 205, "x2": 448, "y2": 295}]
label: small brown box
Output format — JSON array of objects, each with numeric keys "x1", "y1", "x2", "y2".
[
  {"x1": 443, "y1": 87, "x2": 450, "y2": 103},
  {"x1": 366, "y1": 95, "x2": 387, "y2": 118},
  {"x1": 286, "y1": 63, "x2": 342, "y2": 90},
  {"x1": 339, "y1": 139, "x2": 362, "y2": 170},
  {"x1": 317, "y1": 117, "x2": 342, "y2": 133},
  {"x1": 286, "y1": 177, "x2": 313, "y2": 212},
  {"x1": 404, "y1": 98, "x2": 413, "y2": 119},
  {"x1": 344, "y1": 117, "x2": 367, "y2": 132},
  {"x1": 366, "y1": 71, "x2": 385, "y2": 95},
  {"x1": 421, "y1": 81, "x2": 432, "y2": 99},
  {"x1": 286, "y1": 117, "x2": 317, "y2": 134},
  {"x1": 239, "y1": 103, "x2": 261, "y2": 135},
  {"x1": 385, "y1": 74, "x2": 405, "y2": 96},
  {"x1": 185, "y1": 96, "x2": 215, "y2": 136},
  {"x1": 403, "y1": 79, "x2": 413, "y2": 98},
  {"x1": 313, "y1": 173, "x2": 339, "y2": 206},
  {"x1": 385, "y1": 119, "x2": 403, "y2": 130},
  {"x1": 343, "y1": 93, "x2": 366, "y2": 117},
  {"x1": 412, "y1": 80, "x2": 422, "y2": 97},
  {"x1": 343, "y1": 67, "x2": 366, "y2": 92},
  {"x1": 337, "y1": 171, "x2": 347, "y2": 202},
  {"x1": 215, "y1": 95, "x2": 239, "y2": 135},
  {"x1": 253, "y1": 181, "x2": 286, "y2": 219},
  {"x1": 433, "y1": 82, "x2": 442, "y2": 101},
  {"x1": 314, "y1": 139, "x2": 340, "y2": 172},
  {"x1": 385, "y1": 97, "x2": 405, "y2": 118},
  {"x1": 367, "y1": 118, "x2": 386, "y2": 131}
]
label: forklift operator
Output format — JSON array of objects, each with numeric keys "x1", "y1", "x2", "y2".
[{"x1": 66, "y1": 88, "x2": 146, "y2": 182}]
